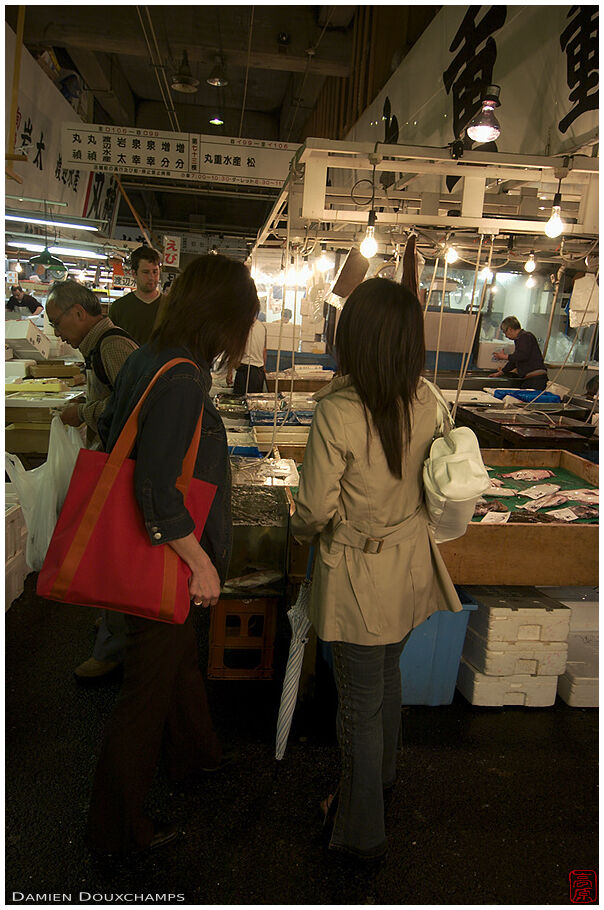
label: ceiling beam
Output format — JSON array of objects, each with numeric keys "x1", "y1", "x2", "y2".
[{"x1": 67, "y1": 49, "x2": 135, "y2": 126}]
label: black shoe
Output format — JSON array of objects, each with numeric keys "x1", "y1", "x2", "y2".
[{"x1": 149, "y1": 824, "x2": 180, "y2": 851}]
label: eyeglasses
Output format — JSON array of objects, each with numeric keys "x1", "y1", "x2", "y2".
[{"x1": 48, "y1": 303, "x2": 76, "y2": 330}]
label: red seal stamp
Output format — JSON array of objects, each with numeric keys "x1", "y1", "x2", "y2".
[{"x1": 570, "y1": 870, "x2": 597, "y2": 903}]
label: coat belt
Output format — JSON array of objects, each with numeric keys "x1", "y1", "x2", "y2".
[{"x1": 329, "y1": 505, "x2": 423, "y2": 554}]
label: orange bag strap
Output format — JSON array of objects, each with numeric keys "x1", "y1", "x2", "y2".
[{"x1": 50, "y1": 358, "x2": 204, "y2": 616}]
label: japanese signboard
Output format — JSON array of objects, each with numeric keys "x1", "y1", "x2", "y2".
[
  {"x1": 163, "y1": 235, "x2": 181, "y2": 269},
  {"x1": 61, "y1": 123, "x2": 299, "y2": 188},
  {"x1": 348, "y1": 5, "x2": 599, "y2": 157}
]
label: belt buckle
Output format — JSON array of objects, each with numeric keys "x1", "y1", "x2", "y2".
[{"x1": 363, "y1": 537, "x2": 383, "y2": 554}]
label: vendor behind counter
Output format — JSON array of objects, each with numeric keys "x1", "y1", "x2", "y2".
[{"x1": 6, "y1": 285, "x2": 43, "y2": 316}]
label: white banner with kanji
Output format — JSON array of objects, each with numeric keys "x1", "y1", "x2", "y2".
[{"x1": 61, "y1": 124, "x2": 299, "y2": 188}]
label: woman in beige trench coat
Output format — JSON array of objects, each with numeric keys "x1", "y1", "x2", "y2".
[{"x1": 292, "y1": 277, "x2": 461, "y2": 860}]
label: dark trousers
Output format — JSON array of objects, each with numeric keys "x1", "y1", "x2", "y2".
[
  {"x1": 329, "y1": 634, "x2": 410, "y2": 858},
  {"x1": 86, "y1": 611, "x2": 222, "y2": 854},
  {"x1": 233, "y1": 364, "x2": 265, "y2": 397},
  {"x1": 520, "y1": 373, "x2": 548, "y2": 390}
]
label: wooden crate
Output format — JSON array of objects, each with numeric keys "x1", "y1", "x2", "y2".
[
  {"x1": 5, "y1": 422, "x2": 51, "y2": 453},
  {"x1": 207, "y1": 597, "x2": 278, "y2": 680},
  {"x1": 289, "y1": 450, "x2": 598, "y2": 586},
  {"x1": 438, "y1": 450, "x2": 597, "y2": 586}
]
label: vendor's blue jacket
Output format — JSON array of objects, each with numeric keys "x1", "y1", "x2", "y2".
[{"x1": 98, "y1": 343, "x2": 232, "y2": 583}]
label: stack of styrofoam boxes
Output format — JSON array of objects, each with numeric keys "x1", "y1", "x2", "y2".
[
  {"x1": 265, "y1": 320, "x2": 300, "y2": 353},
  {"x1": 537, "y1": 586, "x2": 598, "y2": 708},
  {"x1": 456, "y1": 587, "x2": 571, "y2": 707},
  {"x1": 299, "y1": 298, "x2": 326, "y2": 354},
  {"x1": 5, "y1": 485, "x2": 29, "y2": 610}
]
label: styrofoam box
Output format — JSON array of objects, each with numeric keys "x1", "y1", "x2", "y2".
[
  {"x1": 536, "y1": 586, "x2": 599, "y2": 632},
  {"x1": 457, "y1": 658, "x2": 558, "y2": 706},
  {"x1": 6, "y1": 359, "x2": 36, "y2": 379},
  {"x1": 5, "y1": 504, "x2": 27, "y2": 561},
  {"x1": 466, "y1": 587, "x2": 571, "y2": 643},
  {"x1": 5, "y1": 550, "x2": 29, "y2": 610},
  {"x1": 4, "y1": 320, "x2": 51, "y2": 360},
  {"x1": 557, "y1": 633, "x2": 598, "y2": 707},
  {"x1": 462, "y1": 626, "x2": 568, "y2": 677},
  {"x1": 475, "y1": 341, "x2": 514, "y2": 370}
]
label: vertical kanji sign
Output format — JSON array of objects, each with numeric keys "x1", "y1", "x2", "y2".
[{"x1": 163, "y1": 236, "x2": 181, "y2": 269}]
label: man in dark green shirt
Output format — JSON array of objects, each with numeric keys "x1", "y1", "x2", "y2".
[{"x1": 109, "y1": 246, "x2": 164, "y2": 344}]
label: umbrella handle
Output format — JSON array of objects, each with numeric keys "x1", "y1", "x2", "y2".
[{"x1": 305, "y1": 545, "x2": 315, "y2": 581}]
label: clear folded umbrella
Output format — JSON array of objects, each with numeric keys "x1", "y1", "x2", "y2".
[{"x1": 275, "y1": 550, "x2": 314, "y2": 760}]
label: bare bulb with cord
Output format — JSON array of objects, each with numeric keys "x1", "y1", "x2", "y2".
[
  {"x1": 445, "y1": 246, "x2": 459, "y2": 264},
  {"x1": 360, "y1": 225, "x2": 378, "y2": 259},
  {"x1": 15, "y1": 261, "x2": 23, "y2": 273},
  {"x1": 545, "y1": 205, "x2": 564, "y2": 238},
  {"x1": 524, "y1": 252, "x2": 536, "y2": 273},
  {"x1": 466, "y1": 84, "x2": 501, "y2": 143},
  {"x1": 526, "y1": 275, "x2": 536, "y2": 288}
]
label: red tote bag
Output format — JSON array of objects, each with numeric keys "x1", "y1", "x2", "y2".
[{"x1": 37, "y1": 358, "x2": 217, "y2": 624}]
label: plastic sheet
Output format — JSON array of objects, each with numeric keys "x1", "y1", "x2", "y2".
[
  {"x1": 231, "y1": 485, "x2": 289, "y2": 526},
  {"x1": 231, "y1": 457, "x2": 299, "y2": 488}
]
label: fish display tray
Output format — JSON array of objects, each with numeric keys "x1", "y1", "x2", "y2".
[
  {"x1": 437, "y1": 450, "x2": 598, "y2": 585},
  {"x1": 462, "y1": 626, "x2": 568, "y2": 676},
  {"x1": 557, "y1": 632, "x2": 598, "y2": 707},
  {"x1": 456, "y1": 658, "x2": 559, "y2": 706},
  {"x1": 465, "y1": 586, "x2": 571, "y2": 643}
]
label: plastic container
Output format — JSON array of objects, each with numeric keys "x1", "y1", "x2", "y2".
[
  {"x1": 491, "y1": 389, "x2": 561, "y2": 403},
  {"x1": 462, "y1": 626, "x2": 568, "y2": 676},
  {"x1": 465, "y1": 586, "x2": 571, "y2": 642},
  {"x1": 399, "y1": 587, "x2": 478, "y2": 705},
  {"x1": 536, "y1": 586, "x2": 599, "y2": 632}
]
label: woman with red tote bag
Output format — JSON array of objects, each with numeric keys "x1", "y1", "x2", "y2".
[{"x1": 81, "y1": 254, "x2": 259, "y2": 856}]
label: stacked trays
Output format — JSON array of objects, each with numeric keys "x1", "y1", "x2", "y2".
[
  {"x1": 457, "y1": 587, "x2": 571, "y2": 706},
  {"x1": 537, "y1": 586, "x2": 598, "y2": 707}
]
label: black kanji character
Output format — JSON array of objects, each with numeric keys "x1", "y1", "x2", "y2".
[
  {"x1": 132, "y1": 155, "x2": 141, "y2": 165},
  {"x1": 443, "y1": 6, "x2": 507, "y2": 139},
  {"x1": 20, "y1": 118, "x2": 33, "y2": 151},
  {"x1": 88, "y1": 150, "x2": 97, "y2": 161},
  {"x1": 233, "y1": 156, "x2": 241, "y2": 166},
  {"x1": 73, "y1": 149, "x2": 82, "y2": 161},
  {"x1": 559, "y1": 6, "x2": 599, "y2": 133},
  {"x1": 247, "y1": 157, "x2": 256, "y2": 167},
  {"x1": 147, "y1": 156, "x2": 155, "y2": 166},
  {"x1": 214, "y1": 154, "x2": 222, "y2": 164},
  {"x1": 55, "y1": 155, "x2": 63, "y2": 180},
  {"x1": 117, "y1": 137, "x2": 127, "y2": 148},
  {"x1": 162, "y1": 142, "x2": 170, "y2": 152},
  {"x1": 117, "y1": 154, "x2": 126, "y2": 164},
  {"x1": 223, "y1": 154, "x2": 232, "y2": 165},
  {"x1": 71, "y1": 131, "x2": 81, "y2": 144},
  {"x1": 161, "y1": 157, "x2": 170, "y2": 167},
  {"x1": 204, "y1": 154, "x2": 213, "y2": 163},
  {"x1": 33, "y1": 132, "x2": 45, "y2": 170},
  {"x1": 88, "y1": 134, "x2": 97, "y2": 144},
  {"x1": 147, "y1": 140, "x2": 156, "y2": 150},
  {"x1": 175, "y1": 159, "x2": 184, "y2": 169},
  {"x1": 132, "y1": 138, "x2": 141, "y2": 149},
  {"x1": 176, "y1": 143, "x2": 185, "y2": 153}
]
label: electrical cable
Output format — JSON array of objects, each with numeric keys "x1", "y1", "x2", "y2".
[
  {"x1": 238, "y1": 7, "x2": 254, "y2": 138},
  {"x1": 285, "y1": 8, "x2": 334, "y2": 143}
]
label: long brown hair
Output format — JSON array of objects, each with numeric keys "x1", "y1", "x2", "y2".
[
  {"x1": 151, "y1": 254, "x2": 259, "y2": 367},
  {"x1": 335, "y1": 277, "x2": 425, "y2": 478}
]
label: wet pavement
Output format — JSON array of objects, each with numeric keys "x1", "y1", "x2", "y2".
[{"x1": 5, "y1": 574, "x2": 598, "y2": 906}]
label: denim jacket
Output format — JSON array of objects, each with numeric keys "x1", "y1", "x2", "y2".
[{"x1": 97, "y1": 343, "x2": 232, "y2": 582}]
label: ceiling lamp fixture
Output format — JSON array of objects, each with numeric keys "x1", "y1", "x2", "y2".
[
  {"x1": 206, "y1": 56, "x2": 228, "y2": 87},
  {"x1": 209, "y1": 115, "x2": 224, "y2": 126},
  {"x1": 544, "y1": 180, "x2": 565, "y2": 238},
  {"x1": 360, "y1": 211, "x2": 378, "y2": 259},
  {"x1": 29, "y1": 247, "x2": 66, "y2": 273},
  {"x1": 524, "y1": 251, "x2": 537, "y2": 273},
  {"x1": 171, "y1": 50, "x2": 200, "y2": 94},
  {"x1": 466, "y1": 84, "x2": 501, "y2": 143}
]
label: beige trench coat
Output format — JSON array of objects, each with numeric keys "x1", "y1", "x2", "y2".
[{"x1": 291, "y1": 376, "x2": 462, "y2": 645}]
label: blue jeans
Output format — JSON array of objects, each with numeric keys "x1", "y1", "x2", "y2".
[{"x1": 329, "y1": 634, "x2": 410, "y2": 857}]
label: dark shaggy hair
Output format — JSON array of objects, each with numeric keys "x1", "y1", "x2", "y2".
[
  {"x1": 130, "y1": 246, "x2": 160, "y2": 272},
  {"x1": 335, "y1": 277, "x2": 425, "y2": 479},
  {"x1": 501, "y1": 315, "x2": 521, "y2": 332},
  {"x1": 151, "y1": 254, "x2": 259, "y2": 368}
]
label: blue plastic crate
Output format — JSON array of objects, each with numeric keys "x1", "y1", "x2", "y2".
[
  {"x1": 317, "y1": 587, "x2": 477, "y2": 707},
  {"x1": 399, "y1": 587, "x2": 477, "y2": 705}
]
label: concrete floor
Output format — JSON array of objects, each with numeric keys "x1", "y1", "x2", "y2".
[{"x1": 5, "y1": 574, "x2": 598, "y2": 906}]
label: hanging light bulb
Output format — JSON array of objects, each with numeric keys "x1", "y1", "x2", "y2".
[
  {"x1": 209, "y1": 115, "x2": 224, "y2": 126},
  {"x1": 466, "y1": 85, "x2": 501, "y2": 143},
  {"x1": 445, "y1": 245, "x2": 459, "y2": 264},
  {"x1": 206, "y1": 56, "x2": 228, "y2": 88},
  {"x1": 524, "y1": 251, "x2": 536, "y2": 273},
  {"x1": 360, "y1": 211, "x2": 378, "y2": 259},
  {"x1": 480, "y1": 267, "x2": 493, "y2": 281},
  {"x1": 15, "y1": 260, "x2": 23, "y2": 273},
  {"x1": 526, "y1": 275, "x2": 536, "y2": 288},
  {"x1": 545, "y1": 190, "x2": 565, "y2": 238},
  {"x1": 317, "y1": 243, "x2": 331, "y2": 273}
]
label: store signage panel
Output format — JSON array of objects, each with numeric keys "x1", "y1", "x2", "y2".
[
  {"x1": 5, "y1": 24, "x2": 89, "y2": 217},
  {"x1": 163, "y1": 235, "x2": 181, "y2": 268},
  {"x1": 61, "y1": 124, "x2": 299, "y2": 188},
  {"x1": 348, "y1": 6, "x2": 599, "y2": 157}
]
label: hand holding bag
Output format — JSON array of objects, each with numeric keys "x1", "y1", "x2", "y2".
[
  {"x1": 422, "y1": 379, "x2": 491, "y2": 544},
  {"x1": 37, "y1": 359, "x2": 217, "y2": 623}
]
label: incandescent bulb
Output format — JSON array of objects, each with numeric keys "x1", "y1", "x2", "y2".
[
  {"x1": 467, "y1": 101, "x2": 501, "y2": 143},
  {"x1": 445, "y1": 245, "x2": 459, "y2": 264},
  {"x1": 526, "y1": 276, "x2": 536, "y2": 288},
  {"x1": 524, "y1": 252, "x2": 536, "y2": 273},
  {"x1": 360, "y1": 226, "x2": 378, "y2": 259},
  {"x1": 480, "y1": 267, "x2": 493, "y2": 281},
  {"x1": 545, "y1": 205, "x2": 564, "y2": 238},
  {"x1": 15, "y1": 261, "x2": 23, "y2": 273},
  {"x1": 317, "y1": 253, "x2": 331, "y2": 273}
]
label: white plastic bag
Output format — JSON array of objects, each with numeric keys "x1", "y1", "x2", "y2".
[
  {"x1": 422, "y1": 379, "x2": 491, "y2": 544},
  {"x1": 5, "y1": 416, "x2": 84, "y2": 570}
]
